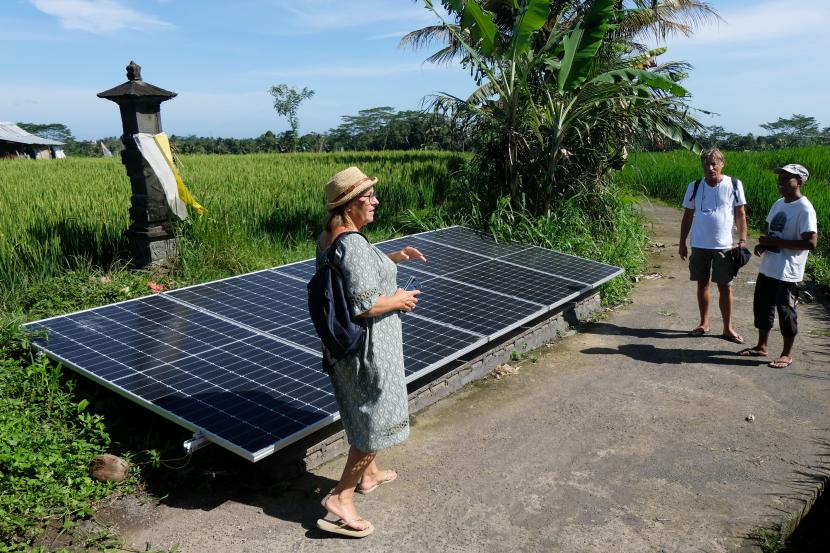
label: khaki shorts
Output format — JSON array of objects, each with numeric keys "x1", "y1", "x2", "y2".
[{"x1": 689, "y1": 248, "x2": 733, "y2": 285}]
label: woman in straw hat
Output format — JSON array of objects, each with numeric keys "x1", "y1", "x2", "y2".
[{"x1": 316, "y1": 166, "x2": 426, "y2": 538}]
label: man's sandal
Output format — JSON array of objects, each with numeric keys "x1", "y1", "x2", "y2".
[
  {"x1": 737, "y1": 348, "x2": 766, "y2": 357},
  {"x1": 768, "y1": 357, "x2": 793, "y2": 369}
]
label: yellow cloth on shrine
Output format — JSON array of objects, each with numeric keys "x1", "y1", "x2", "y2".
[{"x1": 152, "y1": 133, "x2": 205, "y2": 216}]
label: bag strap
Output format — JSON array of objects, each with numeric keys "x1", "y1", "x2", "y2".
[
  {"x1": 688, "y1": 178, "x2": 704, "y2": 208},
  {"x1": 325, "y1": 231, "x2": 368, "y2": 265}
]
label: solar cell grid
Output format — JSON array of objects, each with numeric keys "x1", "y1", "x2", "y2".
[
  {"x1": 420, "y1": 226, "x2": 532, "y2": 258},
  {"x1": 167, "y1": 271, "x2": 309, "y2": 335},
  {"x1": 272, "y1": 260, "x2": 315, "y2": 282},
  {"x1": 401, "y1": 316, "x2": 483, "y2": 376},
  {"x1": 385, "y1": 237, "x2": 492, "y2": 278},
  {"x1": 500, "y1": 247, "x2": 622, "y2": 285},
  {"x1": 447, "y1": 259, "x2": 586, "y2": 306},
  {"x1": 403, "y1": 275, "x2": 542, "y2": 335}
]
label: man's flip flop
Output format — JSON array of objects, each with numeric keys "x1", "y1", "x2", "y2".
[
  {"x1": 737, "y1": 348, "x2": 766, "y2": 357},
  {"x1": 721, "y1": 333, "x2": 745, "y2": 344},
  {"x1": 768, "y1": 357, "x2": 793, "y2": 369},
  {"x1": 316, "y1": 513, "x2": 374, "y2": 538},
  {"x1": 688, "y1": 327, "x2": 708, "y2": 337},
  {"x1": 356, "y1": 470, "x2": 397, "y2": 495}
]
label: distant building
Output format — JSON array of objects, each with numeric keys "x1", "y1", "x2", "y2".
[{"x1": 0, "y1": 121, "x2": 65, "y2": 159}]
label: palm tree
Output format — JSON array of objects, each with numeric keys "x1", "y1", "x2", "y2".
[
  {"x1": 402, "y1": 1, "x2": 719, "y2": 62},
  {"x1": 419, "y1": 0, "x2": 708, "y2": 214}
]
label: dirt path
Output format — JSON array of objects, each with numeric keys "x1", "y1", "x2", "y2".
[{"x1": 118, "y1": 201, "x2": 830, "y2": 552}]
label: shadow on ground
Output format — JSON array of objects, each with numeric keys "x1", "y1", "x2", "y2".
[{"x1": 580, "y1": 323, "x2": 764, "y2": 367}]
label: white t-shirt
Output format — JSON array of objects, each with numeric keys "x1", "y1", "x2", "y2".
[
  {"x1": 758, "y1": 196, "x2": 817, "y2": 282},
  {"x1": 682, "y1": 175, "x2": 747, "y2": 249}
]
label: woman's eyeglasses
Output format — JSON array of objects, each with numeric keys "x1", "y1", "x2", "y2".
[{"x1": 358, "y1": 191, "x2": 377, "y2": 201}]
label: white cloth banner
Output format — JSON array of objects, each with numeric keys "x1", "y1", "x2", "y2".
[{"x1": 133, "y1": 133, "x2": 188, "y2": 219}]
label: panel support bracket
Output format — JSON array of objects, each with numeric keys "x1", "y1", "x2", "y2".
[{"x1": 183, "y1": 431, "x2": 210, "y2": 454}]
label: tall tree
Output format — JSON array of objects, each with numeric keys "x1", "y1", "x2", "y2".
[
  {"x1": 268, "y1": 84, "x2": 315, "y2": 151},
  {"x1": 760, "y1": 114, "x2": 820, "y2": 148},
  {"x1": 16, "y1": 122, "x2": 74, "y2": 142}
]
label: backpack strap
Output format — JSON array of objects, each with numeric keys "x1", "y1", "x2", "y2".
[
  {"x1": 688, "y1": 178, "x2": 704, "y2": 207},
  {"x1": 325, "y1": 231, "x2": 367, "y2": 264},
  {"x1": 689, "y1": 177, "x2": 740, "y2": 208}
]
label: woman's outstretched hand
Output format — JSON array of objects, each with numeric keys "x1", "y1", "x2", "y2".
[{"x1": 390, "y1": 246, "x2": 427, "y2": 263}]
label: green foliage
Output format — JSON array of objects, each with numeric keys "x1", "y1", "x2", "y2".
[
  {"x1": 760, "y1": 114, "x2": 823, "y2": 148},
  {"x1": 328, "y1": 107, "x2": 472, "y2": 152},
  {"x1": 0, "y1": 349, "x2": 113, "y2": 546},
  {"x1": 751, "y1": 526, "x2": 784, "y2": 553},
  {"x1": 423, "y1": 0, "x2": 705, "y2": 216},
  {"x1": 695, "y1": 114, "x2": 830, "y2": 151},
  {"x1": 617, "y1": 146, "x2": 830, "y2": 290},
  {"x1": 481, "y1": 185, "x2": 646, "y2": 306},
  {"x1": 557, "y1": 0, "x2": 614, "y2": 94}
]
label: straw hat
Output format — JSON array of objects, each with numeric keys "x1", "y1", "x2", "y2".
[{"x1": 325, "y1": 167, "x2": 378, "y2": 211}]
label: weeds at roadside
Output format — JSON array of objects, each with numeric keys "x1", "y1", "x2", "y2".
[{"x1": 751, "y1": 526, "x2": 784, "y2": 553}]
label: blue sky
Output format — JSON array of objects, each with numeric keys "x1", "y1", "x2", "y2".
[{"x1": 2, "y1": 0, "x2": 828, "y2": 140}]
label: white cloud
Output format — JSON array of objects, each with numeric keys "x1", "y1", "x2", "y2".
[
  {"x1": 31, "y1": 0, "x2": 173, "y2": 35},
  {"x1": 250, "y1": 61, "x2": 456, "y2": 79},
  {"x1": 665, "y1": 0, "x2": 830, "y2": 46},
  {"x1": 272, "y1": 0, "x2": 432, "y2": 31},
  {"x1": 368, "y1": 31, "x2": 409, "y2": 41}
]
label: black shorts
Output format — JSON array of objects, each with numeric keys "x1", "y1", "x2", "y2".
[{"x1": 753, "y1": 273, "x2": 799, "y2": 337}]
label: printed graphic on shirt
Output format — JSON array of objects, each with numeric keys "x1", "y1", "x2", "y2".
[{"x1": 766, "y1": 212, "x2": 787, "y2": 253}]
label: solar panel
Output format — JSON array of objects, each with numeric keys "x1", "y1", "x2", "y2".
[
  {"x1": 24, "y1": 295, "x2": 336, "y2": 460},
  {"x1": 24, "y1": 226, "x2": 622, "y2": 461}
]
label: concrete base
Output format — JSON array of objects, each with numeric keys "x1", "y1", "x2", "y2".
[
  {"x1": 127, "y1": 235, "x2": 177, "y2": 269},
  {"x1": 262, "y1": 291, "x2": 602, "y2": 477}
]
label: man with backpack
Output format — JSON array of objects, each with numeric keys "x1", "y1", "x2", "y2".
[{"x1": 678, "y1": 148, "x2": 748, "y2": 343}]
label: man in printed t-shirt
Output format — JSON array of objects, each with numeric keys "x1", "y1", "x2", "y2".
[
  {"x1": 678, "y1": 148, "x2": 748, "y2": 343},
  {"x1": 738, "y1": 164, "x2": 818, "y2": 368}
]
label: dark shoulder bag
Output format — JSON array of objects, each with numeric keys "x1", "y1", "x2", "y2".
[{"x1": 307, "y1": 231, "x2": 368, "y2": 363}]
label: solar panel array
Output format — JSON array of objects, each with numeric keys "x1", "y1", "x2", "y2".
[{"x1": 24, "y1": 226, "x2": 622, "y2": 461}]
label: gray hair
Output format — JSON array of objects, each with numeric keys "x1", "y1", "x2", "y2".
[{"x1": 700, "y1": 148, "x2": 725, "y2": 164}]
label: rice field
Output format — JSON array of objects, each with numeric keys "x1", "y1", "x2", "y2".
[
  {"x1": 0, "y1": 151, "x2": 467, "y2": 306},
  {"x1": 616, "y1": 146, "x2": 830, "y2": 287}
]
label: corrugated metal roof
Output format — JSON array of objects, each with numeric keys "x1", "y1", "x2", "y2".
[{"x1": 0, "y1": 122, "x2": 65, "y2": 145}]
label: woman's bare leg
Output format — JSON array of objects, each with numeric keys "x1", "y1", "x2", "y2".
[{"x1": 322, "y1": 446, "x2": 374, "y2": 530}]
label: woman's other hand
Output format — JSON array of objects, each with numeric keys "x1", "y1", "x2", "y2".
[{"x1": 394, "y1": 288, "x2": 420, "y2": 312}]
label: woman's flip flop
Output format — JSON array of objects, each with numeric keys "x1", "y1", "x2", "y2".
[{"x1": 356, "y1": 470, "x2": 398, "y2": 495}]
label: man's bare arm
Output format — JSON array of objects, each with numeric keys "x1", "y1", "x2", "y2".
[{"x1": 678, "y1": 208, "x2": 694, "y2": 260}]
